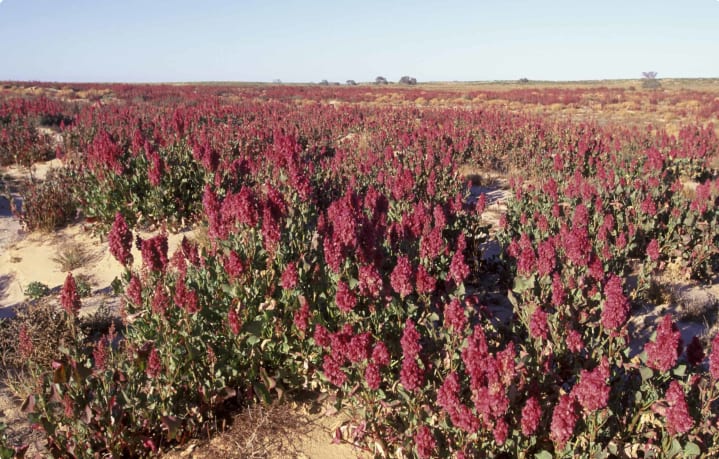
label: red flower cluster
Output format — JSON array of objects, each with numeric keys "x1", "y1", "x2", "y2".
[
  {"x1": 146, "y1": 347, "x2": 162, "y2": 379},
  {"x1": 390, "y1": 256, "x2": 414, "y2": 298},
  {"x1": 414, "y1": 426, "x2": 436, "y2": 459},
  {"x1": 335, "y1": 281, "x2": 357, "y2": 313},
  {"x1": 293, "y1": 297, "x2": 310, "y2": 332},
  {"x1": 125, "y1": 274, "x2": 143, "y2": 307},
  {"x1": 140, "y1": 234, "x2": 168, "y2": 273},
  {"x1": 600, "y1": 275, "x2": 629, "y2": 330},
  {"x1": 108, "y1": 212, "x2": 133, "y2": 266},
  {"x1": 550, "y1": 393, "x2": 578, "y2": 448},
  {"x1": 645, "y1": 315, "x2": 682, "y2": 372},
  {"x1": 280, "y1": 262, "x2": 299, "y2": 290},
  {"x1": 710, "y1": 333, "x2": 719, "y2": 380},
  {"x1": 646, "y1": 238, "x2": 660, "y2": 261},
  {"x1": 664, "y1": 381, "x2": 694, "y2": 435},
  {"x1": 443, "y1": 298, "x2": 466, "y2": 331},
  {"x1": 400, "y1": 320, "x2": 424, "y2": 392},
  {"x1": 228, "y1": 308, "x2": 241, "y2": 335},
  {"x1": 573, "y1": 358, "x2": 610, "y2": 412},
  {"x1": 61, "y1": 272, "x2": 82, "y2": 317},
  {"x1": 530, "y1": 307, "x2": 549, "y2": 340},
  {"x1": 151, "y1": 284, "x2": 169, "y2": 315},
  {"x1": 521, "y1": 396, "x2": 542, "y2": 436}
]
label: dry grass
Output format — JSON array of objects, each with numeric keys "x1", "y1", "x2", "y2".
[
  {"x1": 164, "y1": 404, "x2": 318, "y2": 459},
  {"x1": 52, "y1": 241, "x2": 96, "y2": 271}
]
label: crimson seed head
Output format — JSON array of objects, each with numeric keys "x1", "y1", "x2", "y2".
[
  {"x1": 415, "y1": 264, "x2": 436, "y2": 295},
  {"x1": 601, "y1": 275, "x2": 629, "y2": 330},
  {"x1": 293, "y1": 297, "x2": 310, "y2": 333},
  {"x1": 529, "y1": 307, "x2": 549, "y2": 340},
  {"x1": 493, "y1": 418, "x2": 509, "y2": 445},
  {"x1": 646, "y1": 238, "x2": 660, "y2": 262},
  {"x1": 400, "y1": 319, "x2": 421, "y2": 359},
  {"x1": 141, "y1": 234, "x2": 168, "y2": 273},
  {"x1": 551, "y1": 272, "x2": 566, "y2": 307},
  {"x1": 449, "y1": 249, "x2": 470, "y2": 284},
  {"x1": 371, "y1": 341, "x2": 390, "y2": 367},
  {"x1": 414, "y1": 426, "x2": 436, "y2": 459},
  {"x1": 364, "y1": 363, "x2": 381, "y2": 390},
  {"x1": 125, "y1": 274, "x2": 142, "y2": 307},
  {"x1": 664, "y1": 381, "x2": 694, "y2": 435},
  {"x1": 400, "y1": 358, "x2": 424, "y2": 392},
  {"x1": 108, "y1": 212, "x2": 133, "y2": 266},
  {"x1": 313, "y1": 325, "x2": 331, "y2": 348},
  {"x1": 390, "y1": 256, "x2": 414, "y2": 298},
  {"x1": 358, "y1": 264, "x2": 383, "y2": 298},
  {"x1": 521, "y1": 396, "x2": 542, "y2": 436},
  {"x1": 645, "y1": 315, "x2": 682, "y2": 372},
  {"x1": 710, "y1": 333, "x2": 719, "y2": 380},
  {"x1": 61, "y1": 272, "x2": 82, "y2": 317},
  {"x1": 280, "y1": 262, "x2": 299, "y2": 290},
  {"x1": 228, "y1": 308, "x2": 241, "y2": 335},
  {"x1": 223, "y1": 251, "x2": 246, "y2": 280},
  {"x1": 550, "y1": 393, "x2": 578, "y2": 449},
  {"x1": 146, "y1": 347, "x2": 162, "y2": 379},
  {"x1": 573, "y1": 358, "x2": 610, "y2": 412},
  {"x1": 566, "y1": 329, "x2": 584, "y2": 353},
  {"x1": 443, "y1": 298, "x2": 466, "y2": 332},
  {"x1": 322, "y1": 354, "x2": 347, "y2": 387},
  {"x1": 334, "y1": 280, "x2": 356, "y2": 313},
  {"x1": 93, "y1": 337, "x2": 108, "y2": 371}
]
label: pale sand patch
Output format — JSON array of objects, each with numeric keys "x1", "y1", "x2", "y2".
[{"x1": 0, "y1": 219, "x2": 196, "y2": 316}]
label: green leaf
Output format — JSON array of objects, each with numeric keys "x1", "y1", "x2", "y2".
[
  {"x1": 640, "y1": 366, "x2": 653, "y2": 382},
  {"x1": 673, "y1": 364, "x2": 687, "y2": 377},
  {"x1": 513, "y1": 275, "x2": 535, "y2": 293},
  {"x1": 253, "y1": 382, "x2": 271, "y2": 404},
  {"x1": 668, "y1": 438, "x2": 682, "y2": 458},
  {"x1": 535, "y1": 451, "x2": 553, "y2": 459},
  {"x1": 684, "y1": 441, "x2": 701, "y2": 458}
]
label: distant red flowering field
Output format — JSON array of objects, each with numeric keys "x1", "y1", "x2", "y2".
[{"x1": 1, "y1": 80, "x2": 718, "y2": 458}]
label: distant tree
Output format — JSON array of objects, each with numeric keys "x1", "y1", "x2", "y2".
[
  {"x1": 518, "y1": 77, "x2": 530, "y2": 84},
  {"x1": 641, "y1": 71, "x2": 661, "y2": 89},
  {"x1": 375, "y1": 76, "x2": 388, "y2": 85},
  {"x1": 346, "y1": 79, "x2": 358, "y2": 86},
  {"x1": 399, "y1": 76, "x2": 417, "y2": 85},
  {"x1": 319, "y1": 79, "x2": 329, "y2": 86},
  {"x1": 272, "y1": 79, "x2": 282, "y2": 84}
]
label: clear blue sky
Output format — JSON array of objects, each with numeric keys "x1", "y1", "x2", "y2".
[{"x1": 0, "y1": 0, "x2": 717, "y2": 83}]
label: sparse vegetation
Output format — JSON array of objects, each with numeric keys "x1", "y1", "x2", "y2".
[
  {"x1": 23, "y1": 281, "x2": 50, "y2": 300},
  {"x1": 17, "y1": 167, "x2": 78, "y2": 232},
  {"x1": 52, "y1": 241, "x2": 94, "y2": 271}
]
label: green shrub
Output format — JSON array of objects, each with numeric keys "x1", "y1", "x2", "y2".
[{"x1": 24, "y1": 281, "x2": 50, "y2": 300}]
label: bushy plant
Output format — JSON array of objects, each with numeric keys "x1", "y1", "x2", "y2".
[
  {"x1": 23, "y1": 281, "x2": 50, "y2": 301},
  {"x1": 18, "y1": 168, "x2": 79, "y2": 232}
]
